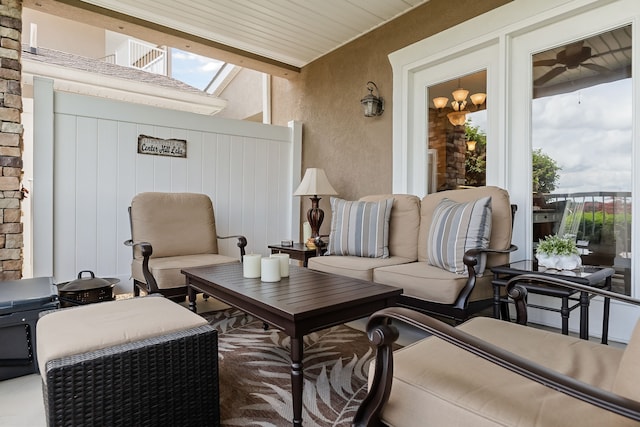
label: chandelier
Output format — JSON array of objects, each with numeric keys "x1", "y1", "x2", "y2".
[{"x1": 433, "y1": 89, "x2": 486, "y2": 126}]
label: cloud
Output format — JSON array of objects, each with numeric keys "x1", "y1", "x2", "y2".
[
  {"x1": 170, "y1": 49, "x2": 224, "y2": 90},
  {"x1": 533, "y1": 78, "x2": 632, "y2": 194}
]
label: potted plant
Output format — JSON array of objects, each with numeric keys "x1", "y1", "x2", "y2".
[{"x1": 535, "y1": 234, "x2": 582, "y2": 270}]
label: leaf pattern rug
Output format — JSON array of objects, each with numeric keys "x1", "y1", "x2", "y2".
[{"x1": 202, "y1": 308, "x2": 375, "y2": 427}]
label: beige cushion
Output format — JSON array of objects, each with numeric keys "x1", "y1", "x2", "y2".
[
  {"x1": 612, "y1": 319, "x2": 640, "y2": 401},
  {"x1": 308, "y1": 255, "x2": 413, "y2": 281},
  {"x1": 131, "y1": 254, "x2": 238, "y2": 289},
  {"x1": 36, "y1": 297, "x2": 207, "y2": 377},
  {"x1": 130, "y1": 192, "x2": 219, "y2": 259},
  {"x1": 360, "y1": 194, "x2": 421, "y2": 261},
  {"x1": 379, "y1": 317, "x2": 630, "y2": 427},
  {"x1": 373, "y1": 261, "x2": 493, "y2": 304},
  {"x1": 419, "y1": 186, "x2": 512, "y2": 270}
]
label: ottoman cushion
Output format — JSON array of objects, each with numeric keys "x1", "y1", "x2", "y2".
[{"x1": 36, "y1": 296, "x2": 206, "y2": 376}]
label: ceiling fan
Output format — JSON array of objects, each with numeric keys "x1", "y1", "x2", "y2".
[{"x1": 533, "y1": 41, "x2": 627, "y2": 86}]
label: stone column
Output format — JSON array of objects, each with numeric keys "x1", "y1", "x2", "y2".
[{"x1": 0, "y1": 0, "x2": 23, "y2": 281}]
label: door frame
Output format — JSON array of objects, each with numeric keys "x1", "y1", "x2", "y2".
[{"x1": 389, "y1": 0, "x2": 640, "y2": 342}]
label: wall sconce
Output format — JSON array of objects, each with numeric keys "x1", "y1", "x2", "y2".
[
  {"x1": 360, "y1": 81, "x2": 384, "y2": 117},
  {"x1": 466, "y1": 140, "x2": 477, "y2": 151}
]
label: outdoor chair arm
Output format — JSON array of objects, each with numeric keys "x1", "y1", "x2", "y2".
[
  {"x1": 217, "y1": 234, "x2": 248, "y2": 258},
  {"x1": 452, "y1": 244, "x2": 519, "y2": 310},
  {"x1": 353, "y1": 302, "x2": 640, "y2": 427},
  {"x1": 124, "y1": 239, "x2": 159, "y2": 292}
]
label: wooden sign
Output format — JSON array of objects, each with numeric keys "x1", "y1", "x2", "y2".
[{"x1": 137, "y1": 135, "x2": 187, "y2": 158}]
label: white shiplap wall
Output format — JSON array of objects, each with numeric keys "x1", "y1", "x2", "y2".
[{"x1": 32, "y1": 77, "x2": 301, "y2": 293}]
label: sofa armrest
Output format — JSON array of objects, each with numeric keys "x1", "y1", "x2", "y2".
[
  {"x1": 124, "y1": 239, "x2": 159, "y2": 292},
  {"x1": 451, "y1": 244, "x2": 518, "y2": 309},
  {"x1": 353, "y1": 294, "x2": 640, "y2": 426},
  {"x1": 217, "y1": 234, "x2": 248, "y2": 259}
]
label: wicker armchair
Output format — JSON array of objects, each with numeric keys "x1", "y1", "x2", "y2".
[
  {"x1": 125, "y1": 192, "x2": 247, "y2": 300},
  {"x1": 37, "y1": 297, "x2": 220, "y2": 427},
  {"x1": 354, "y1": 274, "x2": 640, "y2": 426}
]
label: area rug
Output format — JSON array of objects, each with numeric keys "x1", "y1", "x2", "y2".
[{"x1": 202, "y1": 308, "x2": 376, "y2": 427}]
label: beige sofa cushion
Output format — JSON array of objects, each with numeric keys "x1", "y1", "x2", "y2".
[
  {"x1": 308, "y1": 255, "x2": 414, "y2": 281},
  {"x1": 379, "y1": 317, "x2": 630, "y2": 427},
  {"x1": 309, "y1": 194, "x2": 420, "y2": 280},
  {"x1": 612, "y1": 319, "x2": 640, "y2": 401},
  {"x1": 360, "y1": 194, "x2": 421, "y2": 261},
  {"x1": 37, "y1": 297, "x2": 207, "y2": 378},
  {"x1": 373, "y1": 261, "x2": 493, "y2": 304},
  {"x1": 418, "y1": 186, "x2": 512, "y2": 270},
  {"x1": 130, "y1": 192, "x2": 219, "y2": 259},
  {"x1": 131, "y1": 254, "x2": 238, "y2": 289}
]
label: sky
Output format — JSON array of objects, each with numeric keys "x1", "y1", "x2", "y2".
[
  {"x1": 532, "y1": 78, "x2": 632, "y2": 194},
  {"x1": 170, "y1": 49, "x2": 224, "y2": 91}
]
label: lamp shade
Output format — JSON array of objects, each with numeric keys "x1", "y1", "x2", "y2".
[{"x1": 293, "y1": 168, "x2": 338, "y2": 196}]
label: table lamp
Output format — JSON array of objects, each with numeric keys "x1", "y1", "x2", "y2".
[{"x1": 293, "y1": 168, "x2": 338, "y2": 240}]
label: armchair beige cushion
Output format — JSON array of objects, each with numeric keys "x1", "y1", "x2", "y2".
[
  {"x1": 129, "y1": 192, "x2": 239, "y2": 293},
  {"x1": 376, "y1": 317, "x2": 632, "y2": 426}
]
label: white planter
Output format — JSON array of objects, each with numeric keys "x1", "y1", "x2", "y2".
[{"x1": 536, "y1": 253, "x2": 582, "y2": 270}]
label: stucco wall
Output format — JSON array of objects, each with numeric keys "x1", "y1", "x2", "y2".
[
  {"x1": 271, "y1": 0, "x2": 510, "y2": 235},
  {"x1": 22, "y1": 8, "x2": 105, "y2": 58},
  {"x1": 215, "y1": 67, "x2": 264, "y2": 121}
]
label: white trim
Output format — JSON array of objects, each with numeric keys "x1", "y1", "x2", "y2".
[{"x1": 32, "y1": 77, "x2": 55, "y2": 277}]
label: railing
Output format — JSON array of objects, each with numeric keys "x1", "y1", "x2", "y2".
[
  {"x1": 540, "y1": 191, "x2": 632, "y2": 294},
  {"x1": 111, "y1": 39, "x2": 166, "y2": 75}
]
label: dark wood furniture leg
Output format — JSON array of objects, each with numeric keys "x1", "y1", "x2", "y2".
[
  {"x1": 188, "y1": 285, "x2": 197, "y2": 313},
  {"x1": 290, "y1": 336, "x2": 304, "y2": 427}
]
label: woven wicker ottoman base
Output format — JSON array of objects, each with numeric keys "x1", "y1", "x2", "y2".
[{"x1": 36, "y1": 296, "x2": 219, "y2": 427}]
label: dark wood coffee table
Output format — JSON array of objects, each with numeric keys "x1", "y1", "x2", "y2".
[{"x1": 182, "y1": 262, "x2": 402, "y2": 427}]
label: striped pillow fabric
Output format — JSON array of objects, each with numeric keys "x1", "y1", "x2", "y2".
[
  {"x1": 326, "y1": 197, "x2": 394, "y2": 258},
  {"x1": 427, "y1": 196, "x2": 492, "y2": 274}
]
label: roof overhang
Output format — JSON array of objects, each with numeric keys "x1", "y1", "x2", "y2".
[{"x1": 22, "y1": 58, "x2": 227, "y2": 115}]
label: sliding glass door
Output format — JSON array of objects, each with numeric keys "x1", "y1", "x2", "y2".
[{"x1": 531, "y1": 26, "x2": 632, "y2": 295}]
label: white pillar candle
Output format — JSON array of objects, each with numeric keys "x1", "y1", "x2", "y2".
[
  {"x1": 303, "y1": 221, "x2": 312, "y2": 243},
  {"x1": 261, "y1": 257, "x2": 281, "y2": 282},
  {"x1": 243, "y1": 254, "x2": 262, "y2": 278},
  {"x1": 270, "y1": 253, "x2": 290, "y2": 277}
]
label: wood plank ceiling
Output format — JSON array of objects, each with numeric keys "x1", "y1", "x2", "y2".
[{"x1": 75, "y1": 0, "x2": 429, "y2": 68}]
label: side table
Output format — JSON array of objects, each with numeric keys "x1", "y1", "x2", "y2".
[
  {"x1": 268, "y1": 243, "x2": 322, "y2": 267},
  {"x1": 491, "y1": 260, "x2": 613, "y2": 344}
]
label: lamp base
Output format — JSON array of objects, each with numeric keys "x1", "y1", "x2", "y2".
[{"x1": 307, "y1": 196, "x2": 324, "y2": 238}]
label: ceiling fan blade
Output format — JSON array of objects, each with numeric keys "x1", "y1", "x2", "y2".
[
  {"x1": 534, "y1": 67, "x2": 566, "y2": 86},
  {"x1": 533, "y1": 58, "x2": 559, "y2": 67},
  {"x1": 581, "y1": 63, "x2": 611, "y2": 73}
]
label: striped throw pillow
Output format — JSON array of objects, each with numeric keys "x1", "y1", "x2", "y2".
[
  {"x1": 326, "y1": 197, "x2": 394, "y2": 258},
  {"x1": 427, "y1": 196, "x2": 492, "y2": 274}
]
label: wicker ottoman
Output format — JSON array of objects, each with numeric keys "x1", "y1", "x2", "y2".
[{"x1": 36, "y1": 296, "x2": 219, "y2": 427}]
